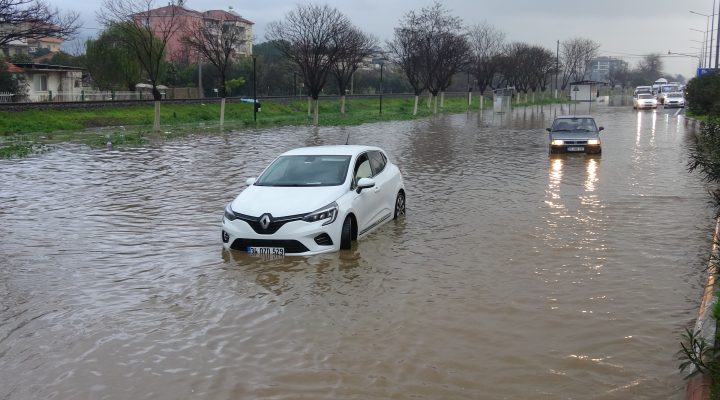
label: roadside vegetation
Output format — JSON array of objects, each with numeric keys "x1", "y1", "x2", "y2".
[
  {"x1": 0, "y1": 94, "x2": 569, "y2": 158},
  {"x1": 680, "y1": 70, "x2": 720, "y2": 398}
]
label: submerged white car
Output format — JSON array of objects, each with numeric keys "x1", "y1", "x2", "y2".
[
  {"x1": 221, "y1": 145, "x2": 406, "y2": 256},
  {"x1": 633, "y1": 94, "x2": 657, "y2": 109}
]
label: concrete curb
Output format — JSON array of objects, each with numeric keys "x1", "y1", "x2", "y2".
[{"x1": 687, "y1": 218, "x2": 720, "y2": 400}]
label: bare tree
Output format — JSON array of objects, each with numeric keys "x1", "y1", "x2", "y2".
[
  {"x1": 637, "y1": 53, "x2": 664, "y2": 81},
  {"x1": 467, "y1": 22, "x2": 505, "y2": 94},
  {"x1": 98, "y1": 0, "x2": 184, "y2": 132},
  {"x1": 387, "y1": 26, "x2": 425, "y2": 115},
  {"x1": 559, "y1": 37, "x2": 600, "y2": 89},
  {"x1": 266, "y1": 4, "x2": 352, "y2": 125},
  {"x1": 331, "y1": 27, "x2": 376, "y2": 114},
  {"x1": 184, "y1": 12, "x2": 248, "y2": 128},
  {"x1": 0, "y1": 0, "x2": 79, "y2": 51},
  {"x1": 403, "y1": 2, "x2": 470, "y2": 113}
]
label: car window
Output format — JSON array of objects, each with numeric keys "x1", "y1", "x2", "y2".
[
  {"x1": 368, "y1": 151, "x2": 387, "y2": 175},
  {"x1": 255, "y1": 155, "x2": 351, "y2": 187},
  {"x1": 353, "y1": 153, "x2": 372, "y2": 186},
  {"x1": 552, "y1": 118, "x2": 597, "y2": 132}
]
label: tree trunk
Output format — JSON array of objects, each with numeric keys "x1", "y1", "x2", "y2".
[
  {"x1": 440, "y1": 92, "x2": 445, "y2": 109},
  {"x1": 313, "y1": 98, "x2": 319, "y2": 125},
  {"x1": 220, "y1": 97, "x2": 226, "y2": 129},
  {"x1": 308, "y1": 96, "x2": 312, "y2": 117},
  {"x1": 413, "y1": 95, "x2": 419, "y2": 116},
  {"x1": 433, "y1": 95, "x2": 438, "y2": 114},
  {"x1": 153, "y1": 101, "x2": 161, "y2": 132},
  {"x1": 341, "y1": 95, "x2": 346, "y2": 114},
  {"x1": 427, "y1": 92, "x2": 432, "y2": 109}
]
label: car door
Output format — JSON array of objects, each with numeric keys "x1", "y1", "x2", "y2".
[
  {"x1": 368, "y1": 150, "x2": 395, "y2": 220},
  {"x1": 351, "y1": 152, "x2": 385, "y2": 236}
]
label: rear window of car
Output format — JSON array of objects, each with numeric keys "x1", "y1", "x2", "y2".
[{"x1": 368, "y1": 151, "x2": 387, "y2": 175}]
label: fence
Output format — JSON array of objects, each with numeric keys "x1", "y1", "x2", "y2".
[
  {"x1": 0, "y1": 92, "x2": 14, "y2": 103},
  {"x1": 18, "y1": 87, "x2": 200, "y2": 103}
]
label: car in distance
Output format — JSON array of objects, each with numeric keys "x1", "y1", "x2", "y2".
[
  {"x1": 663, "y1": 92, "x2": 685, "y2": 108},
  {"x1": 633, "y1": 86, "x2": 653, "y2": 97},
  {"x1": 221, "y1": 145, "x2": 406, "y2": 256},
  {"x1": 633, "y1": 93, "x2": 658, "y2": 109},
  {"x1": 547, "y1": 115, "x2": 604, "y2": 155}
]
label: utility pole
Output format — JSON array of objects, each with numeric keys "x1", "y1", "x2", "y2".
[
  {"x1": 716, "y1": 0, "x2": 720, "y2": 68},
  {"x1": 555, "y1": 40, "x2": 559, "y2": 98}
]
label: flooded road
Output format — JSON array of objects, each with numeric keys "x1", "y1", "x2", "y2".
[{"x1": 0, "y1": 103, "x2": 713, "y2": 399}]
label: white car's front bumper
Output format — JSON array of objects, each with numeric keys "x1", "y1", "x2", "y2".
[{"x1": 221, "y1": 215, "x2": 342, "y2": 255}]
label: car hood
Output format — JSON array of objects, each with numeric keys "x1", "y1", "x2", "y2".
[
  {"x1": 230, "y1": 185, "x2": 347, "y2": 217},
  {"x1": 550, "y1": 131, "x2": 600, "y2": 140}
]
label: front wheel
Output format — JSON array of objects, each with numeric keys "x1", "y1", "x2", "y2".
[
  {"x1": 340, "y1": 217, "x2": 352, "y2": 250},
  {"x1": 394, "y1": 191, "x2": 406, "y2": 219}
]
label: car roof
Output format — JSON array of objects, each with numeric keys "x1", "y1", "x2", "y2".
[{"x1": 280, "y1": 145, "x2": 382, "y2": 157}]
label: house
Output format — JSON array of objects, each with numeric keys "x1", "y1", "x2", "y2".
[
  {"x1": 134, "y1": 5, "x2": 253, "y2": 63},
  {"x1": 569, "y1": 80, "x2": 607, "y2": 102},
  {"x1": 8, "y1": 63, "x2": 84, "y2": 102}
]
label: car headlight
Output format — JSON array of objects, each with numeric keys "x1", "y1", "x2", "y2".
[
  {"x1": 551, "y1": 139, "x2": 564, "y2": 146},
  {"x1": 303, "y1": 201, "x2": 338, "y2": 226},
  {"x1": 224, "y1": 203, "x2": 237, "y2": 221},
  {"x1": 587, "y1": 139, "x2": 600, "y2": 145}
]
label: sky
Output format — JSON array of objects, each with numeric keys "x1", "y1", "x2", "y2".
[{"x1": 60, "y1": 0, "x2": 719, "y2": 79}]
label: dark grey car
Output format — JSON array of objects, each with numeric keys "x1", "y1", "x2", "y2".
[{"x1": 547, "y1": 115, "x2": 604, "y2": 155}]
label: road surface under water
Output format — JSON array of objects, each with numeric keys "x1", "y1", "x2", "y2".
[{"x1": 0, "y1": 103, "x2": 714, "y2": 399}]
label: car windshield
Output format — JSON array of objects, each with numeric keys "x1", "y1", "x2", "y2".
[
  {"x1": 638, "y1": 94, "x2": 654, "y2": 99},
  {"x1": 667, "y1": 92, "x2": 683, "y2": 98},
  {"x1": 551, "y1": 118, "x2": 598, "y2": 132},
  {"x1": 255, "y1": 155, "x2": 351, "y2": 187}
]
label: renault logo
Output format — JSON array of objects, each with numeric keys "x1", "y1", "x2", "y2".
[{"x1": 259, "y1": 214, "x2": 272, "y2": 230}]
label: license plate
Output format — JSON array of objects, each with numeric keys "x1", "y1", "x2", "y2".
[
  {"x1": 247, "y1": 246, "x2": 285, "y2": 257},
  {"x1": 567, "y1": 146, "x2": 585, "y2": 152}
]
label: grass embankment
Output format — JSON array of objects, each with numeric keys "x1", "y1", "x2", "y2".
[{"x1": 0, "y1": 94, "x2": 564, "y2": 158}]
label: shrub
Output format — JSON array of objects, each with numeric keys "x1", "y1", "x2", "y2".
[{"x1": 686, "y1": 72, "x2": 720, "y2": 117}]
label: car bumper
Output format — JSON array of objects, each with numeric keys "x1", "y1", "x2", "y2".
[
  {"x1": 221, "y1": 216, "x2": 342, "y2": 255},
  {"x1": 549, "y1": 144, "x2": 601, "y2": 154},
  {"x1": 636, "y1": 103, "x2": 657, "y2": 109},
  {"x1": 664, "y1": 103, "x2": 684, "y2": 108}
]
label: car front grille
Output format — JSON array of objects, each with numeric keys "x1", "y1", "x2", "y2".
[
  {"x1": 231, "y1": 238, "x2": 310, "y2": 254},
  {"x1": 233, "y1": 212, "x2": 305, "y2": 234},
  {"x1": 562, "y1": 140, "x2": 588, "y2": 145}
]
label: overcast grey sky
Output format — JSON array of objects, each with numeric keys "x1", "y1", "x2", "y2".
[{"x1": 63, "y1": 0, "x2": 717, "y2": 78}]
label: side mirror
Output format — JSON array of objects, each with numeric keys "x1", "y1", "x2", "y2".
[
  {"x1": 356, "y1": 177, "x2": 375, "y2": 193},
  {"x1": 246, "y1": 177, "x2": 256, "y2": 186},
  {"x1": 598, "y1": 127, "x2": 604, "y2": 132},
  {"x1": 546, "y1": 128, "x2": 551, "y2": 132}
]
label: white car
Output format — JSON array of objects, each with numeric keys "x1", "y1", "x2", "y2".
[
  {"x1": 633, "y1": 93, "x2": 657, "y2": 109},
  {"x1": 663, "y1": 92, "x2": 685, "y2": 108},
  {"x1": 221, "y1": 145, "x2": 406, "y2": 256}
]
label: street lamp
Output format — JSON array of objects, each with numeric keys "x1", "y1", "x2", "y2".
[
  {"x1": 690, "y1": 28, "x2": 707, "y2": 67},
  {"x1": 668, "y1": 50, "x2": 702, "y2": 68},
  {"x1": 690, "y1": 6, "x2": 716, "y2": 67},
  {"x1": 375, "y1": 58, "x2": 386, "y2": 115},
  {"x1": 253, "y1": 56, "x2": 257, "y2": 122}
]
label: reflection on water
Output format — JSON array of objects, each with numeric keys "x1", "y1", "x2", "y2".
[{"x1": 0, "y1": 104, "x2": 713, "y2": 399}]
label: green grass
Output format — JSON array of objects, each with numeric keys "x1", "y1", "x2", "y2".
[{"x1": 0, "y1": 94, "x2": 566, "y2": 157}]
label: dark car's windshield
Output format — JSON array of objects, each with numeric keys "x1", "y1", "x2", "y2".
[
  {"x1": 551, "y1": 118, "x2": 598, "y2": 132},
  {"x1": 255, "y1": 155, "x2": 351, "y2": 187}
]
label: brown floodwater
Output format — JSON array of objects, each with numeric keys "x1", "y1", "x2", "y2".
[{"x1": 0, "y1": 103, "x2": 714, "y2": 399}]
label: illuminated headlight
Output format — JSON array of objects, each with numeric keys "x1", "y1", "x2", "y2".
[
  {"x1": 303, "y1": 202, "x2": 338, "y2": 226},
  {"x1": 224, "y1": 203, "x2": 237, "y2": 221},
  {"x1": 587, "y1": 139, "x2": 600, "y2": 145},
  {"x1": 551, "y1": 139, "x2": 564, "y2": 146}
]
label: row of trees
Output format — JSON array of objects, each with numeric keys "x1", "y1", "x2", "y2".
[{"x1": 1, "y1": 0, "x2": 686, "y2": 127}]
